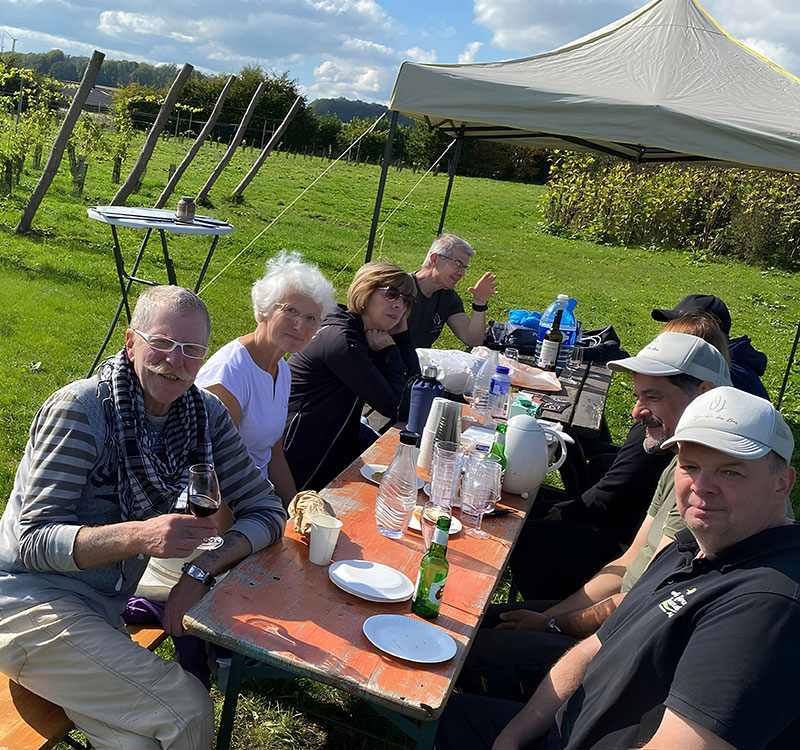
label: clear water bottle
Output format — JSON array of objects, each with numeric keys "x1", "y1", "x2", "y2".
[
  {"x1": 484, "y1": 365, "x2": 511, "y2": 427},
  {"x1": 535, "y1": 295, "x2": 577, "y2": 371},
  {"x1": 471, "y1": 349, "x2": 499, "y2": 416},
  {"x1": 375, "y1": 430, "x2": 420, "y2": 539}
]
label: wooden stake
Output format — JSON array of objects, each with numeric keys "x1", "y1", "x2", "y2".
[
  {"x1": 231, "y1": 95, "x2": 302, "y2": 199},
  {"x1": 196, "y1": 81, "x2": 267, "y2": 204},
  {"x1": 111, "y1": 63, "x2": 193, "y2": 206},
  {"x1": 15, "y1": 50, "x2": 104, "y2": 233},
  {"x1": 154, "y1": 74, "x2": 235, "y2": 209}
]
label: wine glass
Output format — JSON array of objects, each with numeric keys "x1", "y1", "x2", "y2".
[
  {"x1": 460, "y1": 457, "x2": 499, "y2": 539},
  {"x1": 187, "y1": 463, "x2": 224, "y2": 550},
  {"x1": 560, "y1": 323, "x2": 585, "y2": 386}
]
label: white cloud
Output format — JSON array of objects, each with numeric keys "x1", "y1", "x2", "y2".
[
  {"x1": 458, "y1": 41, "x2": 483, "y2": 63},
  {"x1": 401, "y1": 46, "x2": 437, "y2": 64},
  {"x1": 98, "y1": 11, "x2": 198, "y2": 44},
  {"x1": 308, "y1": 57, "x2": 385, "y2": 98}
]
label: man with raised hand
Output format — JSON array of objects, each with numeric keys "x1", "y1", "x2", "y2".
[
  {"x1": 439, "y1": 387, "x2": 800, "y2": 750},
  {"x1": 407, "y1": 233, "x2": 498, "y2": 348},
  {"x1": 0, "y1": 286, "x2": 286, "y2": 749},
  {"x1": 462, "y1": 331, "x2": 732, "y2": 702}
]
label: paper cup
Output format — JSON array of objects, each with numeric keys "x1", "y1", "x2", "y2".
[{"x1": 308, "y1": 515, "x2": 343, "y2": 565}]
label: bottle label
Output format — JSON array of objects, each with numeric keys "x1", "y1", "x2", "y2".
[
  {"x1": 432, "y1": 526, "x2": 449, "y2": 546},
  {"x1": 428, "y1": 576, "x2": 446, "y2": 608},
  {"x1": 538, "y1": 339, "x2": 560, "y2": 368},
  {"x1": 489, "y1": 378, "x2": 510, "y2": 395}
]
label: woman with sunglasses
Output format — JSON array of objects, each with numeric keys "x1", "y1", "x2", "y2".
[
  {"x1": 284, "y1": 261, "x2": 419, "y2": 491},
  {"x1": 195, "y1": 251, "x2": 336, "y2": 506}
]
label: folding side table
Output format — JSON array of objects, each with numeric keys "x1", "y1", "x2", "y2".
[{"x1": 86, "y1": 206, "x2": 234, "y2": 376}]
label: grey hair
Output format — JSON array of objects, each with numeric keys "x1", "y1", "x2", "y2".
[
  {"x1": 423, "y1": 233, "x2": 475, "y2": 267},
  {"x1": 766, "y1": 450, "x2": 788, "y2": 475},
  {"x1": 251, "y1": 250, "x2": 337, "y2": 323},
  {"x1": 130, "y1": 286, "x2": 210, "y2": 337}
]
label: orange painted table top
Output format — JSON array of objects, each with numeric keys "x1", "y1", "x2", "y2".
[{"x1": 184, "y1": 428, "x2": 534, "y2": 721}]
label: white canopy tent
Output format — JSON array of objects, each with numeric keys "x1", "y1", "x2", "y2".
[{"x1": 366, "y1": 0, "x2": 800, "y2": 257}]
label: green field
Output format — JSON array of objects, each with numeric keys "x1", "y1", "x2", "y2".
[{"x1": 1, "y1": 132, "x2": 798, "y2": 748}]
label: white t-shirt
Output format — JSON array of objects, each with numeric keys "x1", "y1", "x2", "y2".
[{"x1": 196, "y1": 339, "x2": 290, "y2": 479}]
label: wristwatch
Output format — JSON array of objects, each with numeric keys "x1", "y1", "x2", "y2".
[
  {"x1": 472, "y1": 301, "x2": 489, "y2": 312},
  {"x1": 546, "y1": 616, "x2": 562, "y2": 634},
  {"x1": 181, "y1": 562, "x2": 216, "y2": 588}
]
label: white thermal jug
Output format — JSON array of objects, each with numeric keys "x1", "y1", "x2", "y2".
[{"x1": 502, "y1": 414, "x2": 567, "y2": 495}]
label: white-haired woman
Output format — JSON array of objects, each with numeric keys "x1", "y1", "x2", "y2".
[{"x1": 196, "y1": 251, "x2": 336, "y2": 505}]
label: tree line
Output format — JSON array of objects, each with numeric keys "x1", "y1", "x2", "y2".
[{"x1": 4, "y1": 49, "x2": 551, "y2": 184}]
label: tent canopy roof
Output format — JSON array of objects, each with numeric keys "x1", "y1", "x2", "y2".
[{"x1": 388, "y1": 0, "x2": 800, "y2": 172}]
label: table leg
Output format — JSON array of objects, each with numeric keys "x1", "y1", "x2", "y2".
[
  {"x1": 158, "y1": 229, "x2": 177, "y2": 286},
  {"x1": 216, "y1": 651, "x2": 245, "y2": 750},
  {"x1": 370, "y1": 703, "x2": 439, "y2": 750},
  {"x1": 194, "y1": 234, "x2": 220, "y2": 293},
  {"x1": 87, "y1": 227, "x2": 154, "y2": 377}
]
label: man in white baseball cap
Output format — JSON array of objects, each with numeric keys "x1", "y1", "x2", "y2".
[
  {"x1": 438, "y1": 387, "x2": 799, "y2": 749},
  {"x1": 607, "y1": 331, "x2": 732, "y2": 454}
]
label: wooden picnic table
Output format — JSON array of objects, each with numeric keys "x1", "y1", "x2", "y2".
[{"x1": 183, "y1": 426, "x2": 536, "y2": 750}]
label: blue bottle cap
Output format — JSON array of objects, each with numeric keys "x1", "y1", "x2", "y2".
[{"x1": 495, "y1": 366, "x2": 510, "y2": 374}]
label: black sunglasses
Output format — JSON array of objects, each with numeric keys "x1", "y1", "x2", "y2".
[{"x1": 379, "y1": 286, "x2": 415, "y2": 305}]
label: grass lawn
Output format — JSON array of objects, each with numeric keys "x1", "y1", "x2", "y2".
[{"x1": 0, "y1": 130, "x2": 798, "y2": 748}]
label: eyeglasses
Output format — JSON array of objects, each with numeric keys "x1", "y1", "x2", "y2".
[
  {"x1": 379, "y1": 286, "x2": 415, "y2": 306},
  {"x1": 274, "y1": 302, "x2": 320, "y2": 329},
  {"x1": 134, "y1": 330, "x2": 209, "y2": 359},
  {"x1": 439, "y1": 254, "x2": 469, "y2": 271}
]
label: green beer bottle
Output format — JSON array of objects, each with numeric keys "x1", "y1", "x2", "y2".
[{"x1": 412, "y1": 514, "x2": 451, "y2": 618}]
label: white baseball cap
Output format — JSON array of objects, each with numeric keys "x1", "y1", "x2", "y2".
[
  {"x1": 662, "y1": 386, "x2": 794, "y2": 463},
  {"x1": 608, "y1": 332, "x2": 732, "y2": 386}
]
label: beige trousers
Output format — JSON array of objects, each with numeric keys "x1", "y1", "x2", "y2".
[{"x1": 0, "y1": 596, "x2": 213, "y2": 749}]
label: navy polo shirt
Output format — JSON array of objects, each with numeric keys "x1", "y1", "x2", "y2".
[{"x1": 557, "y1": 524, "x2": 800, "y2": 750}]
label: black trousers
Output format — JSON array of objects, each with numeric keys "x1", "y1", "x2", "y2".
[
  {"x1": 458, "y1": 600, "x2": 578, "y2": 703},
  {"x1": 509, "y1": 515, "x2": 625, "y2": 601}
]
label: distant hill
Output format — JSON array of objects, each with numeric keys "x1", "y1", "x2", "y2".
[{"x1": 310, "y1": 97, "x2": 413, "y2": 126}]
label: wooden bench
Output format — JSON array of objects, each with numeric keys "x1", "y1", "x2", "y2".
[{"x1": 0, "y1": 623, "x2": 168, "y2": 750}]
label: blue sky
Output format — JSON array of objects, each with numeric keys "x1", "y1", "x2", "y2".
[{"x1": 2, "y1": 0, "x2": 798, "y2": 103}]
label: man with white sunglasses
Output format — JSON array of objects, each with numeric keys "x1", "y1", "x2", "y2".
[{"x1": 0, "y1": 285, "x2": 285, "y2": 749}]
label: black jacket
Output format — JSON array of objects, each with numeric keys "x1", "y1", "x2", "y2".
[{"x1": 284, "y1": 306, "x2": 417, "y2": 490}]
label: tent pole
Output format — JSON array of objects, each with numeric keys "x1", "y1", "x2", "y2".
[
  {"x1": 366, "y1": 110, "x2": 399, "y2": 263},
  {"x1": 437, "y1": 127, "x2": 465, "y2": 236}
]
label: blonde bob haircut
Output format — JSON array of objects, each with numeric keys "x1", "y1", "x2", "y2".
[{"x1": 347, "y1": 262, "x2": 416, "y2": 319}]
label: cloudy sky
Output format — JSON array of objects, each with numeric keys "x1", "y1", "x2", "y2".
[{"x1": 2, "y1": 0, "x2": 799, "y2": 103}]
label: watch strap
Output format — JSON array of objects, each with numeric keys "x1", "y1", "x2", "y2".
[
  {"x1": 181, "y1": 562, "x2": 216, "y2": 587},
  {"x1": 472, "y1": 302, "x2": 489, "y2": 312},
  {"x1": 546, "y1": 616, "x2": 561, "y2": 634}
]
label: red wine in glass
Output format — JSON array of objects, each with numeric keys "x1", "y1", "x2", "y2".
[{"x1": 187, "y1": 463, "x2": 224, "y2": 550}]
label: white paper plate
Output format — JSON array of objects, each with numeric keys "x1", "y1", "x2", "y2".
[
  {"x1": 407, "y1": 506, "x2": 462, "y2": 534},
  {"x1": 363, "y1": 614, "x2": 457, "y2": 663},
  {"x1": 360, "y1": 463, "x2": 424, "y2": 490},
  {"x1": 329, "y1": 560, "x2": 414, "y2": 602}
]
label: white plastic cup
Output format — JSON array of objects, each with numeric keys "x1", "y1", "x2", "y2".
[{"x1": 308, "y1": 515, "x2": 343, "y2": 565}]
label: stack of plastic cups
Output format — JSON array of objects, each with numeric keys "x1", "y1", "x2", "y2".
[
  {"x1": 421, "y1": 440, "x2": 460, "y2": 550},
  {"x1": 417, "y1": 398, "x2": 461, "y2": 472}
]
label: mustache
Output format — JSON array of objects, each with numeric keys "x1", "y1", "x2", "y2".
[
  {"x1": 145, "y1": 362, "x2": 193, "y2": 382},
  {"x1": 640, "y1": 416, "x2": 664, "y2": 428}
]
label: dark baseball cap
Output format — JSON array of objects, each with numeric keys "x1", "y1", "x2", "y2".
[{"x1": 651, "y1": 294, "x2": 731, "y2": 335}]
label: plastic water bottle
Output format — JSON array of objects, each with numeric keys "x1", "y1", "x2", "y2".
[
  {"x1": 375, "y1": 430, "x2": 420, "y2": 539},
  {"x1": 484, "y1": 366, "x2": 511, "y2": 427},
  {"x1": 535, "y1": 295, "x2": 577, "y2": 371},
  {"x1": 471, "y1": 349, "x2": 499, "y2": 416},
  {"x1": 407, "y1": 365, "x2": 445, "y2": 435}
]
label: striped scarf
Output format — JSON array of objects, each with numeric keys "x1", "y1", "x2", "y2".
[{"x1": 98, "y1": 350, "x2": 212, "y2": 521}]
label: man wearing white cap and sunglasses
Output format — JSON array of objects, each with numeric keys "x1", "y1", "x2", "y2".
[{"x1": 440, "y1": 387, "x2": 799, "y2": 749}]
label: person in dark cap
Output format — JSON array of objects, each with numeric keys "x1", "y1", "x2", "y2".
[{"x1": 651, "y1": 294, "x2": 769, "y2": 400}]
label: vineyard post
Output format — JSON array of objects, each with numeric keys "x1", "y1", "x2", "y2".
[
  {"x1": 196, "y1": 81, "x2": 267, "y2": 204},
  {"x1": 232, "y1": 95, "x2": 302, "y2": 199},
  {"x1": 154, "y1": 75, "x2": 236, "y2": 209},
  {"x1": 110, "y1": 63, "x2": 193, "y2": 206},
  {"x1": 15, "y1": 50, "x2": 105, "y2": 234}
]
